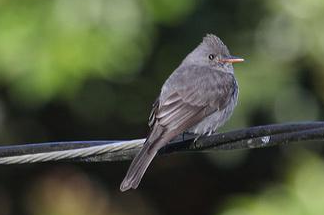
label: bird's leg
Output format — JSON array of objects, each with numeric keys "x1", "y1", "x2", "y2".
[
  {"x1": 182, "y1": 131, "x2": 186, "y2": 142},
  {"x1": 181, "y1": 131, "x2": 194, "y2": 142},
  {"x1": 192, "y1": 134, "x2": 203, "y2": 149}
]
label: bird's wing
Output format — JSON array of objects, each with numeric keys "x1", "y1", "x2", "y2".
[{"x1": 147, "y1": 65, "x2": 237, "y2": 151}]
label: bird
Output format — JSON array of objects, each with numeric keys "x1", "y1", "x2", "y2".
[{"x1": 120, "y1": 34, "x2": 244, "y2": 192}]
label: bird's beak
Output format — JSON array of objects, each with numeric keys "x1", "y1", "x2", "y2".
[{"x1": 220, "y1": 56, "x2": 244, "y2": 63}]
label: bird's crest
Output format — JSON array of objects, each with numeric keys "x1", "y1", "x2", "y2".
[{"x1": 202, "y1": 34, "x2": 230, "y2": 55}]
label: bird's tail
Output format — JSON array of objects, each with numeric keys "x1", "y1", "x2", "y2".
[{"x1": 120, "y1": 139, "x2": 157, "y2": 192}]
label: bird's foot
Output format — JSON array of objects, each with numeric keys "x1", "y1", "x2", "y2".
[
  {"x1": 194, "y1": 134, "x2": 202, "y2": 143},
  {"x1": 192, "y1": 134, "x2": 202, "y2": 149}
]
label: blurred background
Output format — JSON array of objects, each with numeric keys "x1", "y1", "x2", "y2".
[{"x1": 0, "y1": 0, "x2": 324, "y2": 214}]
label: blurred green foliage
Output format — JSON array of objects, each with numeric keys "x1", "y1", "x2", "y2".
[
  {"x1": 219, "y1": 151, "x2": 324, "y2": 215},
  {"x1": 0, "y1": 0, "x2": 324, "y2": 215},
  {"x1": 0, "y1": 0, "x2": 196, "y2": 105},
  {"x1": 236, "y1": 0, "x2": 324, "y2": 125}
]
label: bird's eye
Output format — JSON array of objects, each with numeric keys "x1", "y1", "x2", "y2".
[{"x1": 208, "y1": 54, "x2": 215, "y2": 60}]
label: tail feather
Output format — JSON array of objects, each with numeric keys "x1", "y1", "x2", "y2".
[
  {"x1": 120, "y1": 140, "x2": 157, "y2": 192},
  {"x1": 120, "y1": 125, "x2": 166, "y2": 192}
]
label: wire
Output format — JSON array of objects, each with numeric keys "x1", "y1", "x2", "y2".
[
  {"x1": 0, "y1": 139, "x2": 145, "y2": 164},
  {"x1": 0, "y1": 121, "x2": 323, "y2": 164}
]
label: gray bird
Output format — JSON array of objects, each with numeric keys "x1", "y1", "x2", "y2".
[{"x1": 120, "y1": 34, "x2": 243, "y2": 192}]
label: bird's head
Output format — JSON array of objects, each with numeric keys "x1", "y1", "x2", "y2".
[{"x1": 184, "y1": 34, "x2": 244, "y2": 74}]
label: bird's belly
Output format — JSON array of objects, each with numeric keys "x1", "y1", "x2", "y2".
[{"x1": 188, "y1": 96, "x2": 237, "y2": 135}]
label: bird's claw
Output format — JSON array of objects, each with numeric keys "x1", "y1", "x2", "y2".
[{"x1": 193, "y1": 135, "x2": 202, "y2": 149}]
